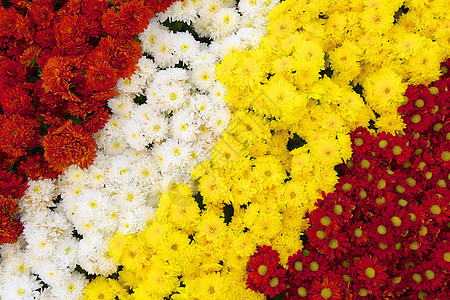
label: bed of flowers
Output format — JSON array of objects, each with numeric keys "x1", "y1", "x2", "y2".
[{"x1": 0, "y1": 0, "x2": 449, "y2": 299}]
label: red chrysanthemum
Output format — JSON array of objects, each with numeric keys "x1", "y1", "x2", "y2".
[
  {"x1": 0, "y1": 85, "x2": 35, "y2": 115},
  {"x1": 354, "y1": 255, "x2": 389, "y2": 287},
  {"x1": 0, "y1": 194, "x2": 23, "y2": 244},
  {"x1": 0, "y1": 114, "x2": 40, "y2": 159},
  {"x1": 430, "y1": 241, "x2": 450, "y2": 272},
  {"x1": 0, "y1": 58, "x2": 27, "y2": 90},
  {"x1": 246, "y1": 246, "x2": 281, "y2": 293},
  {"x1": 422, "y1": 188, "x2": 450, "y2": 225},
  {"x1": 41, "y1": 56, "x2": 82, "y2": 102},
  {"x1": 0, "y1": 170, "x2": 28, "y2": 199},
  {"x1": 16, "y1": 153, "x2": 59, "y2": 180},
  {"x1": 101, "y1": 0, "x2": 153, "y2": 39},
  {"x1": 41, "y1": 119, "x2": 97, "y2": 173},
  {"x1": 264, "y1": 267, "x2": 288, "y2": 298},
  {"x1": 310, "y1": 275, "x2": 343, "y2": 300}
]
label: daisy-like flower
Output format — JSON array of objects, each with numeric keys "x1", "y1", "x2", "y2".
[
  {"x1": 430, "y1": 241, "x2": 450, "y2": 272},
  {"x1": 1, "y1": 273, "x2": 42, "y2": 300},
  {"x1": 422, "y1": 188, "x2": 450, "y2": 225},
  {"x1": 310, "y1": 275, "x2": 342, "y2": 300},
  {"x1": 354, "y1": 255, "x2": 389, "y2": 287},
  {"x1": 246, "y1": 246, "x2": 282, "y2": 295}
]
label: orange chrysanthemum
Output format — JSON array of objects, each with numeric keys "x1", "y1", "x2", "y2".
[
  {"x1": 41, "y1": 119, "x2": 97, "y2": 173},
  {"x1": 101, "y1": 0, "x2": 153, "y2": 39},
  {"x1": 0, "y1": 114, "x2": 40, "y2": 159},
  {"x1": 0, "y1": 194, "x2": 23, "y2": 245},
  {"x1": 41, "y1": 55, "x2": 82, "y2": 102}
]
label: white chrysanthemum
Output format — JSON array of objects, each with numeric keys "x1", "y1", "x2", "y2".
[
  {"x1": 115, "y1": 73, "x2": 147, "y2": 95},
  {"x1": 117, "y1": 212, "x2": 142, "y2": 235},
  {"x1": 210, "y1": 32, "x2": 245, "y2": 59},
  {"x1": 131, "y1": 158, "x2": 159, "y2": 187},
  {"x1": 86, "y1": 165, "x2": 107, "y2": 189},
  {"x1": 151, "y1": 34, "x2": 178, "y2": 68},
  {"x1": 142, "y1": 113, "x2": 170, "y2": 143},
  {"x1": 76, "y1": 189, "x2": 110, "y2": 222},
  {"x1": 154, "y1": 68, "x2": 189, "y2": 84},
  {"x1": 211, "y1": 7, "x2": 241, "y2": 39},
  {"x1": 157, "y1": 0, "x2": 198, "y2": 23},
  {"x1": 139, "y1": 21, "x2": 167, "y2": 54},
  {"x1": 236, "y1": 26, "x2": 267, "y2": 48},
  {"x1": 210, "y1": 82, "x2": 227, "y2": 101},
  {"x1": 77, "y1": 234, "x2": 118, "y2": 276},
  {"x1": 239, "y1": 0, "x2": 278, "y2": 17},
  {"x1": 199, "y1": 0, "x2": 224, "y2": 19},
  {"x1": 52, "y1": 236, "x2": 78, "y2": 270},
  {"x1": 35, "y1": 261, "x2": 71, "y2": 287},
  {"x1": 122, "y1": 119, "x2": 148, "y2": 151},
  {"x1": 153, "y1": 82, "x2": 190, "y2": 111},
  {"x1": 113, "y1": 184, "x2": 146, "y2": 211},
  {"x1": 192, "y1": 14, "x2": 214, "y2": 38},
  {"x1": 135, "y1": 206, "x2": 156, "y2": 228},
  {"x1": 25, "y1": 228, "x2": 57, "y2": 259},
  {"x1": 36, "y1": 287, "x2": 58, "y2": 300},
  {"x1": 59, "y1": 165, "x2": 88, "y2": 188},
  {"x1": 189, "y1": 63, "x2": 217, "y2": 92},
  {"x1": 136, "y1": 56, "x2": 157, "y2": 80},
  {"x1": 108, "y1": 155, "x2": 134, "y2": 183},
  {"x1": 172, "y1": 32, "x2": 201, "y2": 64},
  {"x1": 171, "y1": 109, "x2": 200, "y2": 142},
  {"x1": 21, "y1": 178, "x2": 57, "y2": 208},
  {"x1": 158, "y1": 140, "x2": 193, "y2": 171},
  {"x1": 1, "y1": 252, "x2": 31, "y2": 276},
  {"x1": 190, "y1": 49, "x2": 218, "y2": 68},
  {"x1": 1, "y1": 273, "x2": 41, "y2": 300},
  {"x1": 107, "y1": 94, "x2": 136, "y2": 117},
  {"x1": 50, "y1": 272, "x2": 88, "y2": 300}
]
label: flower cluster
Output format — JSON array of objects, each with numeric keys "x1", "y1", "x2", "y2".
[
  {"x1": 1, "y1": 0, "x2": 274, "y2": 298},
  {"x1": 0, "y1": 0, "x2": 178, "y2": 246},
  {"x1": 246, "y1": 68, "x2": 449, "y2": 299}
]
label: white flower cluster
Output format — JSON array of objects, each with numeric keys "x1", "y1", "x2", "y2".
[{"x1": 0, "y1": 0, "x2": 278, "y2": 299}]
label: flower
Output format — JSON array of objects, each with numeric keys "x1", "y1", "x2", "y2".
[
  {"x1": 41, "y1": 120, "x2": 97, "y2": 173},
  {"x1": 246, "y1": 246, "x2": 282, "y2": 294},
  {"x1": 310, "y1": 275, "x2": 343, "y2": 300},
  {"x1": 354, "y1": 255, "x2": 389, "y2": 287}
]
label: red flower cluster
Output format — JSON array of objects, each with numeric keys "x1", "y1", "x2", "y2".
[
  {"x1": 246, "y1": 245, "x2": 288, "y2": 298},
  {"x1": 0, "y1": 0, "x2": 180, "y2": 245},
  {"x1": 246, "y1": 63, "x2": 449, "y2": 299}
]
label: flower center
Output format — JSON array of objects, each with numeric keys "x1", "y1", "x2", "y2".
[
  {"x1": 365, "y1": 267, "x2": 375, "y2": 278},
  {"x1": 258, "y1": 265, "x2": 268, "y2": 276},
  {"x1": 321, "y1": 288, "x2": 332, "y2": 299},
  {"x1": 430, "y1": 205, "x2": 441, "y2": 215},
  {"x1": 269, "y1": 277, "x2": 279, "y2": 287},
  {"x1": 391, "y1": 216, "x2": 402, "y2": 227}
]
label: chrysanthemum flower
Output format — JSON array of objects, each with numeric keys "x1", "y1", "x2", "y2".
[
  {"x1": 41, "y1": 120, "x2": 97, "y2": 173},
  {"x1": 246, "y1": 246, "x2": 282, "y2": 294},
  {"x1": 354, "y1": 255, "x2": 389, "y2": 287},
  {"x1": 310, "y1": 275, "x2": 342, "y2": 300}
]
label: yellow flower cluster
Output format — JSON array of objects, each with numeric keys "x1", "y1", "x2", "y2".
[
  {"x1": 84, "y1": 1, "x2": 449, "y2": 299},
  {"x1": 217, "y1": 0, "x2": 448, "y2": 134}
]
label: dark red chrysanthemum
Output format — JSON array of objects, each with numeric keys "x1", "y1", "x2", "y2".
[
  {"x1": 422, "y1": 188, "x2": 450, "y2": 225},
  {"x1": 310, "y1": 275, "x2": 343, "y2": 300},
  {"x1": 354, "y1": 255, "x2": 389, "y2": 287},
  {"x1": 246, "y1": 246, "x2": 281, "y2": 293}
]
